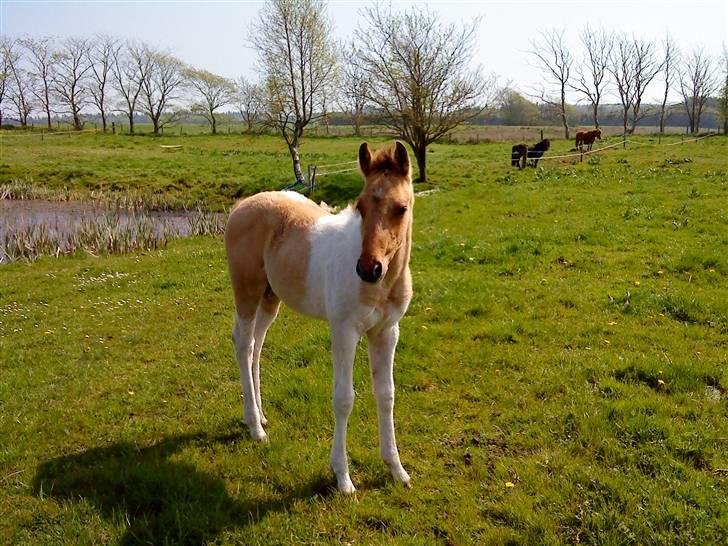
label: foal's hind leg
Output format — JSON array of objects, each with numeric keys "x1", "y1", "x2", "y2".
[
  {"x1": 233, "y1": 308, "x2": 267, "y2": 441},
  {"x1": 251, "y1": 289, "x2": 280, "y2": 426}
]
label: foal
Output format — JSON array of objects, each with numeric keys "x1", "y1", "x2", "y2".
[{"x1": 225, "y1": 142, "x2": 414, "y2": 494}]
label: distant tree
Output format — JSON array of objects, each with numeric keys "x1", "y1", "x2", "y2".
[
  {"x1": 19, "y1": 36, "x2": 56, "y2": 129},
  {"x1": 338, "y1": 42, "x2": 369, "y2": 136},
  {"x1": 719, "y1": 44, "x2": 728, "y2": 135},
  {"x1": 138, "y1": 47, "x2": 185, "y2": 135},
  {"x1": 252, "y1": 0, "x2": 338, "y2": 184},
  {"x1": 3, "y1": 37, "x2": 34, "y2": 127},
  {"x1": 355, "y1": 5, "x2": 487, "y2": 182},
  {"x1": 111, "y1": 42, "x2": 146, "y2": 135},
  {"x1": 571, "y1": 25, "x2": 611, "y2": 128},
  {"x1": 658, "y1": 34, "x2": 678, "y2": 137},
  {"x1": 53, "y1": 37, "x2": 92, "y2": 130},
  {"x1": 530, "y1": 28, "x2": 573, "y2": 139},
  {"x1": 496, "y1": 87, "x2": 540, "y2": 126},
  {"x1": 88, "y1": 35, "x2": 119, "y2": 132},
  {"x1": 628, "y1": 37, "x2": 661, "y2": 133},
  {"x1": 0, "y1": 40, "x2": 8, "y2": 127},
  {"x1": 186, "y1": 67, "x2": 235, "y2": 134},
  {"x1": 235, "y1": 76, "x2": 262, "y2": 132},
  {"x1": 609, "y1": 35, "x2": 636, "y2": 135},
  {"x1": 678, "y1": 47, "x2": 717, "y2": 134}
]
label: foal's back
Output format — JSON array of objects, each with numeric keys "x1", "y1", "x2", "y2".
[{"x1": 225, "y1": 191, "x2": 328, "y2": 318}]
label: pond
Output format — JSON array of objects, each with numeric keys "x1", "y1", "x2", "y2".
[{"x1": 0, "y1": 199, "x2": 225, "y2": 263}]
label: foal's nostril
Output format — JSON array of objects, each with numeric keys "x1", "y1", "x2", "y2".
[{"x1": 373, "y1": 262, "x2": 383, "y2": 280}]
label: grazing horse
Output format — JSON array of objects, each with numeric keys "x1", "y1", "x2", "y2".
[
  {"x1": 225, "y1": 142, "x2": 414, "y2": 494},
  {"x1": 511, "y1": 143, "x2": 528, "y2": 168},
  {"x1": 527, "y1": 139, "x2": 551, "y2": 167},
  {"x1": 575, "y1": 128, "x2": 602, "y2": 151}
]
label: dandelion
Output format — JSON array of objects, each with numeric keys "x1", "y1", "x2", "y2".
[
  {"x1": 505, "y1": 481, "x2": 515, "y2": 488},
  {"x1": 634, "y1": 280, "x2": 641, "y2": 286}
]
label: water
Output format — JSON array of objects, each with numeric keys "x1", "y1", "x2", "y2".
[{"x1": 0, "y1": 199, "x2": 224, "y2": 263}]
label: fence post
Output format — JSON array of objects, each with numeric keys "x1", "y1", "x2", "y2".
[
  {"x1": 623, "y1": 133, "x2": 626, "y2": 149},
  {"x1": 540, "y1": 129, "x2": 544, "y2": 141}
]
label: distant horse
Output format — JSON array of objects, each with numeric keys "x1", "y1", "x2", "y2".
[
  {"x1": 527, "y1": 139, "x2": 551, "y2": 167},
  {"x1": 575, "y1": 128, "x2": 602, "y2": 151},
  {"x1": 511, "y1": 143, "x2": 528, "y2": 168},
  {"x1": 225, "y1": 142, "x2": 414, "y2": 494}
]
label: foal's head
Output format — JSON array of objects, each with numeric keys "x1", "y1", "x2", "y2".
[{"x1": 355, "y1": 142, "x2": 413, "y2": 284}]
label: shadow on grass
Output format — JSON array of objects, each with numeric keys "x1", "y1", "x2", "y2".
[{"x1": 32, "y1": 428, "x2": 335, "y2": 545}]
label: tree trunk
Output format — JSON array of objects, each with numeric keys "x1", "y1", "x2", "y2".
[
  {"x1": 128, "y1": 113, "x2": 135, "y2": 135},
  {"x1": 414, "y1": 144, "x2": 427, "y2": 183},
  {"x1": 152, "y1": 116, "x2": 160, "y2": 136},
  {"x1": 287, "y1": 141, "x2": 305, "y2": 184},
  {"x1": 101, "y1": 110, "x2": 107, "y2": 132},
  {"x1": 72, "y1": 110, "x2": 83, "y2": 131},
  {"x1": 211, "y1": 113, "x2": 217, "y2": 135},
  {"x1": 593, "y1": 103, "x2": 599, "y2": 128}
]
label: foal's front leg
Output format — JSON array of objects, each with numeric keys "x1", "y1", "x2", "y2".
[
  {"x1": 330, "y1": 324, "x2": 359, "y2": 494},
  {"x1": 367, "y1": 324, "x2": 410, "y2": 486}
]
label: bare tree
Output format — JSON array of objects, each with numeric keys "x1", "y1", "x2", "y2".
[
  {"x1": 139, "y1": 47, "x2": 185, "y2": 135},
  {"x1": 355, "y1": 5, "x2": 487, "y2": 182},
  {"x1": 3, "y1": 37, "x2": 34, "y2": 127},
  {"x1": 252, "y1": 0, "x2": 338, "y2": 184},
  {"x1": 235, "y1": 76, "x2": 262, "y2": 132},
  {"x1": 610, "y1": 35, "x2": 636, "y2": 135},
  {"x1": 570, "y1": 26, "x2": 611, "y2": 128},
  {"x1": 53, "y1": 37, "x2": 92, "y2": 130},
  {"x1": 0, "y1": 37, "x2": 17, "y2": 127},
  {"x1": 88, "y1": 35, "x2": 119, "y2": 132},
  {"x1": 112, "y1": 42, "x2": 146, "y2": 134},
  {"x1": 678, "y1": 47, "x2": 717, "y2": 134},
  {"x1": 658, "y1": 34, "x2": 678, "y2": 138},
  {"x1": 338, "y1": 42, "x2": 369, "y2": 136},
  {"x1": 530, "y1": 28, "x2": 573, "y2": 139},
  {"x1": 19, "y1": 36, "x2": 56, "y2": 129},
  {"x1": 718, "y1": 44, "x2": 728, "y2": 135},
  {"x1": 629, "y1": 37, "x2": 661, "y2": 133},
  {"x1": 186, "y1": 67, "x2": 235, "y2": 134}
]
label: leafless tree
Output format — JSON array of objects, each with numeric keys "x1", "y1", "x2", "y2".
[
  {"x1": 355, "y1": 5, "x2": 488, "y2": 182},
  {"x1": 53, "y1": 37, "x2": 92, "y2": 130},
  {"x1": 530, "y1": 28, "x2": 573, "y2": 139},
  {"x1": 658, "y1": 34, "x2": 678, "y2": 138},
  {"x1": 252, "y1": 0, "x2": 338, "y2": 184},
  {"x1": 88, "y1": 35, "x2": 119, "y2": 132},
  {"x1": 718, "y1": 44, "x2": 728, "y2": 135},
  {"x1": 609, "y1": 35, "x2": 662, "y2": 135},
  {"x1": 338, "y1": 42, "x2": 369, "y2": 136},
  {"x1": 19, "y1": 36, "x2": 56, "y2": 129},
  {"x1": 629, "y1": 38, "x2": 662, "y2": 133},
  {"x1": 0, "y1": 37, "x2": 18, "y2": 127},
  {"x1": 111, "y1": 42, "x2": 146, "y2": 134},
  {"x1": 235, "y1": 76, "x2": 262, "y2": 132},
  {"x1": 186, "y1": 67, "x2": 235, "y2": 134},
  {"x1": 570, "y1": 26, "x2": 611, "y2": 128},
  {"x1": 139, "y1": 47, "x2": 185, "y2": 135},
  {"x1": 678, "y1": 47, "x2": 717, "y2": 134},
  {"x1": 3, "y1": 37, "x2": 34, "y2": 127}
]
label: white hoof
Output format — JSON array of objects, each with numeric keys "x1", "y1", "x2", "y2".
[
  {"x1": 260, "y1": 414, "x2": 268, "y2": 426},
  {"x1": 389, "y1": 464, "x2": 411, "y2": 487},
  {"x1": 247, "y1": 424, "x2": 268, "y2": 442},
  {"x1": 336, "y1": 473, "x2": 356, "y2": 494}
]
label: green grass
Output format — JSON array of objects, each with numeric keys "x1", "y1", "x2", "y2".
[{"x1": 1, "y1": 134, "x2": 727, "y2": 544}]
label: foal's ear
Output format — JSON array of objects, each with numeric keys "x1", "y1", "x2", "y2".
[
  {"x1": 394, "y1": 141, "x2": 410, "y2": 177},
  {"x1": 359, "y1": 142, "x2": 372, "y2": 176}
]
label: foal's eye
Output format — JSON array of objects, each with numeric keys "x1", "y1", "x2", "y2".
[{"x1": 395, "y1": 205, "x2": 408, "y2": 217}]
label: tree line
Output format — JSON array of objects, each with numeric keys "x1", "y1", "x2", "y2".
[{"x1": 2, "y1": 0, "x2": 727, "y2": 183}]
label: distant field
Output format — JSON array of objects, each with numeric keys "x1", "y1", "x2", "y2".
[{"x1": 1, "y1": 134, "x2": 727, "y2": 544}]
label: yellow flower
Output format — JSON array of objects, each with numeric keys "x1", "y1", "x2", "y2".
[{"x1": 505, "y1": 481, "x2": 515, "y2": 488}]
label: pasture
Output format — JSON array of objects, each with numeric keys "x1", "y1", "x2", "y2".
[{"x1": 1, "y1": 132, "x2": 727, "y2": 544}]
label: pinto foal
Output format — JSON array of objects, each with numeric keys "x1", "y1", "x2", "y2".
[{"x1": 225, "y1": 142, "x2": 414, "y2": 493}]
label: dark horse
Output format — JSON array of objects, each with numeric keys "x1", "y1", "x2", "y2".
[
  {"x1": 575, "y1": 128, "x2": 601, "y2": 151},
  {"x1": 526, "y1": 139, "x2": 551, "y2": 167},
  {"x1": 511, "y1": 144, "x2": 528, "y2": 168}
]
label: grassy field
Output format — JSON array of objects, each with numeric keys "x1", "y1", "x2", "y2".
[{"x1": 1, "y1": 133, "x2": 727, "y2": 544}]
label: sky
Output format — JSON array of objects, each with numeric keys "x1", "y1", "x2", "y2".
[{"x1": 1, "y1": 0, "x2": 726, "y2": 103}]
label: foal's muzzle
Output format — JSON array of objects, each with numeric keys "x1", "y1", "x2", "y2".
[{"x1": 356, "y1": 259, "x2": 383, "y2": 283}]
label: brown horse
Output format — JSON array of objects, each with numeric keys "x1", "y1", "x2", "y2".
[
  {"x1": 225, "y1": 142, "x2": 414, "y2": 494},
  {"x1": 575, "y1": 128, "x2": 602, "y2": 151}
]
